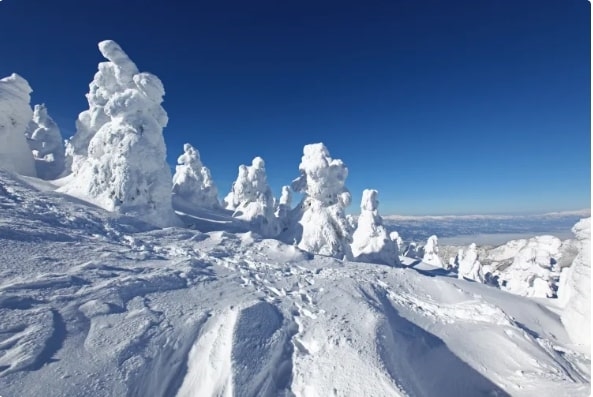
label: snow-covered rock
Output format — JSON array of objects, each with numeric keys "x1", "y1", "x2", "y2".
[
  {"x1": 59, "y1": 40, "x2": 177, "y2": 227},
  {"x1": 172, "y1": 143, "x2": 219, "y2": 209},
  {"x1": 287, "y1": 143, "x2": 352, "y2": 259},
  {"x1": 492, "y1": 235, "x2": 562, "y2": 298},
  {"x1": 24, "y1": 104, "x2": 65, "y2": 179},
  {"x1": 0, "y1": 73, "x2": 36, "y2": 177},
  {"x1": 224, "y1": 157, "x2": 278, "y2": 237},
  {"x1": 351, "y1": 189, "x2": 400, "y2": 266},
  {"x1": 456, "y1": 243, "x2": 484, "y2": 282},
  {"x1": 422, "y1": 235, "x2": 444, "y2": 267},
  {"x1": 559, "y1": 218, "x2": 590, "y2": 350}
]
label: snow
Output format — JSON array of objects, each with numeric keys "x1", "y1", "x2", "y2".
[
  {"x1": 223, "y1": 156, "x2": 278, "y2": 237},
  {"x1": 0, "y1": 170, "x2": 590, "y2": 396},
  {"x1": 25, "y1": 104, "x2": 66, "y2": 179},
  {"x1": 559, "y1": 217, "x2": 591, "y2": 351},
  {"x1": 172, "y1": 143, "x2": 220, "y2": 210},
  {"x1": 351, "y1": 189, "x2": 400, "y2": 266},
  {"x1": 0, "y1": 73, "x2": 36, "y2": 177},
  {"x1": 58, "y1": 40, "x2": 178, "y2": 227},
  {"x1": 287, "y1": 143, "x2": 353, "y2": 259},
  {"x1": 422, "y1": 235, "x2": 444, "y2": 268}
]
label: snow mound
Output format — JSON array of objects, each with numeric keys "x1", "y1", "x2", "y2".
[
  {"x1": 491, "y1": 235, "x2": 563, "y2": 298},
  {"x1": 287, "y1": 143, "x2": 353, "y2": 259},
  {"x1": 422, "y1": 235, "x2": 444, "y2": 267},
  {"x1": 0, "y1": 73, "x2": 36, "y2": 177},
  {"x1": 59, "y1": 40, "x2": 177, "y2": 227},
  {"x1": 172, "y1": 143, "x2": 219, "y2": 209},
  {"x1": 351, "y1": 189, "x2": 400, "y2": 266},
  {"x1": 559, "y1": 217, "x2": 591, "y2": 351},
  {"x1": 223, "y1": 157, "x2": 278, "y2": 237},
  {"x1": 25, "y1": 104, "x2": 65, "y2": 179}
]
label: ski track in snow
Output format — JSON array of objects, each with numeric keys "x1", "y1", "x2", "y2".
[{"x1": 0, "y1": 170, "x2": 590, "y2": 397}]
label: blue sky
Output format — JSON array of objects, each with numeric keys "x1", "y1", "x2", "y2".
[{"x1": 0, "y1": 0, "x2": 590, "y2": 215}]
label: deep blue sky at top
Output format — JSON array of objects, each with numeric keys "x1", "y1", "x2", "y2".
[{"x1": 0, "y1": 0, "x2": 590, "y2": 215}]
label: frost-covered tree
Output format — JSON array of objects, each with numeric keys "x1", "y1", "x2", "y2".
[
  {"x1": 25, "y1": 104, "x2": 65, "y2": 179},
  {"x1": 224, "y1": 157, "x2": 278, "y2": 237},
  {"x1": 557, "y1": 218, "x2": 590, "y2": 349},
  {"x1": 422, "y1": 235, "x2": 444, "y2": 267},
  {"x1": 456, "y1": 243, "x2": 484, "y2": 282},
  {"x1": 351, "y1": 189, "x2": 400, "y2": 266},
  {"x1": 287, "y1": 143, "x2": 352, "y2": 259},
  {"x1": 59, "y1": 40, "x2": 177, "y2": 227},
  {"x1": 403, "y1": 242, "x2": 419, "y2": 258},
  {"x1": 0, "y1": 74, "x2": 36, "y2": 177},
  {"x1": 275, "y1": 185, "x2": 292, "y2": 233},
  {"x1": 389, "y1": 231, "x2": 404, "y2": 253},
  {"x1": 172, "y1": 143, "x2": 219, "y2": 209}
]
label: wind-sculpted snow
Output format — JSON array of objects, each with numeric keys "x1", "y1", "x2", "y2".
[
  {"x1": 0, "y1": 73, "x2": 36, "y2": 177},
  {"x1": 0, "y1": 172, "x2": 590, "y2": 396}
]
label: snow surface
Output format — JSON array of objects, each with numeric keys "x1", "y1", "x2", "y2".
[
  {"x1": 351, "y1": 189, "x2": 400, "y2": 266},
  {"x1": 172, "y1": 143, "x2": 219, "y2": 210},
  {"x1": 0, "y1": 73, "x2": 36, "y2": 177},
  {"x1": 25, "y1": 103, "x2": 66, "y2": 180},
  {"x1": 0, "y1": 170, "x2": 589, "y2": 396},
  {"x1": 59, "y1": 40, "x2": 178, "y2": 227}
]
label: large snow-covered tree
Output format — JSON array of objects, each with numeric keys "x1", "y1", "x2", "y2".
[
  {"x1": 25, "y1": 104, "x2": 65, "y2": 179},
  {"x1": 172, "y1": 143, "x2": 219, "y2": 209},
  {"x1": 456, "y1": 243, "x2": 484, "y2": 282},
  {"x1": 59, "y1": 40, "x2": 177, "y2": 227},
  {"x1": 0, "y1": 74, "x2": 36, "y2": 177},
  {"x1": 422, "y1": 235, "x2": 444, "y2": 267},
  {"x1": 224, "y1": 157, "x2": 278, "y2": 237},
  {"x1": 351, "y1": 189, "x2": 400, "y2": 266},
  {"x1": 287, "y1": 143, "x2": 352, "y2": 259}
]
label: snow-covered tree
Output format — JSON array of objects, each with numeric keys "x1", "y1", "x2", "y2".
[
  {"x1": 403, "y1": 242, "x2": 419, "y2": 258},
  {"x1": 389, "y1": 231, "x2": 404, "y2": 253},
  {"x1": 422, "y1": 235, "x2": 444, "y2": 267},
  {"x1": 351, "y1": 189, "x2": 400, "y2": 266},
  {"x1": 172, "y1": 143, "x2": 219, "y2": 209},
  {"x1": 25, "y1": 104, "x2": 65, "y2": 179},
  {"x1": 0, "y1": 74, "x2": 36, "y2": 177},
  {"x1": 456, "y1": 243, "x2": 484, "y2": 282},
  {"x1": 224, "y1": 157, "x2": 278, "y2": 237},
  {"x1": 287, "y1": 143, "x2": 352, "y2": 259},
  {"x1": 275, "y1": 185, "x2": 292, "y2": 233},
  {"x1": 558, "y1": 217, "x2": 590, "y2": 349},
  {"x1": 59, "y1": 40, "x2": 177, "y2": 227}
]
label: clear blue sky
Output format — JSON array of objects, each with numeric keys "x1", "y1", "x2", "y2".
[{"x1": 0, "y1": 0, "x2": 590, "y2": 215}]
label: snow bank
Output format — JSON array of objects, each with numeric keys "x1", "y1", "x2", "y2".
[
  {"x1": 559, "y1": 218, "x2": 590, "y2": 350},
  {"x1": 456, "y1": 243, "x2": 484, "y2": 282},
  {"x1": 422, "y1": 235, "x2": 444, "y2": 267},
  {"x1": 0, "y1": 74, "x2": 36, "y2": 177},
  {"x1": 172, "y1": 143, "x2": 219, "y2": 209},
  {"x1": 59, "y1": 40, "x2": 177, "y2": 227},
  {"x1": 288, "y1": 143, "x2": 352, "y2": 259},
  {"x1": 351, "y1": 189, "x2": 400, "y2": 266},
  {"x1": 25, "y1": 104, "x2": 65, "y2": 179},
  {"x1": 223, "y1": 157, "x2": 278, "y2": 237}
]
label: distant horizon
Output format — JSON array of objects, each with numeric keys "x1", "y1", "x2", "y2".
[{"x1": 1, "y1": 0, "x2": 590, "y2": 214}]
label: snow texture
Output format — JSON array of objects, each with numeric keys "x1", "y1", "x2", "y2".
[
  {"x1": 456, "y1": 243, "x2": 484, "y2": 282},
  {"x1": 0, "y1": 73, "x2": 36, "y2": 177},
  {"x1": 59, "y1": 40, "x2": 177, "y2": 227},
  {"x1": 223, "y1": 157, "x2": 278, "y2": 237},
  {"x1": 288, "y1": 143, "x2": 353, "y2": 259},
  {"x1": 172, "y1": 143, "x2": 219, "y2": 209},
  {"x1": 559, "y1": 217, "x2": 591, "y2": 350},
  {"x1": 25, "y1": 104, "x2": 65, "y2": 179},
  {"x1": 422, "y1": 235, "x2": 444, "y2": 268},
  {"x1": 351, "y1": 189, "x2": 400, "y2": 266}
]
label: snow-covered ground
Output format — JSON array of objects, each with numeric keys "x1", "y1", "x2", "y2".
[{"x1": 0, "y1": 170, "x2": 590, "y2": 397}]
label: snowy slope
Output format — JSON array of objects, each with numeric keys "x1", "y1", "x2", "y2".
[{"x1": 0, "y1": 170, "x2": 589, "y2": 397}]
